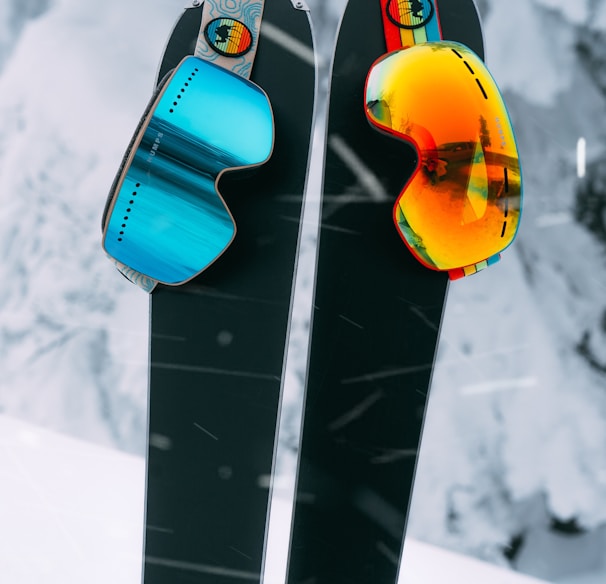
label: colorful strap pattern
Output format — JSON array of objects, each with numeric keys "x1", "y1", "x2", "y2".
[
  {"x1": 196, "y1": 0, "x2": 265, "y2": 79},
  {"x1": 379, "y1": 0, "x2": 498, "y2": 279},
  {"x1": 380, "y1": 0, "x2": 442, "y2": 49}
]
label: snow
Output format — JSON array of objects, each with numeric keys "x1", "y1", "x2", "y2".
[
  {"x1": 0, "y1": 413, "x2": 556, "y2": 584},
  {"x1": 0, "y1": 414, "x2": 145, "y2": 583},
  {"x1": 532, "y1": 0, "x2": 591, "y2": 25},
  {"x1": 483, "y1": 0, "x2": 576, "y2": 106},
  {"x1": 400, "y1": 537, "x2": 552, "y2": 584},
  {"x1": 0, "y1": 0, "x2": 606, "y2": 582}
]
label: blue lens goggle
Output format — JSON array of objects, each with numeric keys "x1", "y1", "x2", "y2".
[{"x1": 102, "y1": 56, "x2": 274, "y2": 285}]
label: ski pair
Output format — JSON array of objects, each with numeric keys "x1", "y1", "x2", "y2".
[{"x1": 102, "y1": 0, "x2": 518, "y2": 582}]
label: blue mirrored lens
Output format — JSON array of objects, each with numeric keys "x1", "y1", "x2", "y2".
[{"x1": 103, "y1": 56, "x2": 274, "y2": 284}]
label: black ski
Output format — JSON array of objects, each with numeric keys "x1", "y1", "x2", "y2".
[
  {"x1": 142, "y1": 2, "x2": 316, "y2": 583},
  {"x1": 286, "y1": 1, "x2": 484, "y2": 583}
]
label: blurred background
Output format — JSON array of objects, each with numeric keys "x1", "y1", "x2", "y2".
[{"x1": 0, "y1": 0, "x2": 605, "y2": 582}]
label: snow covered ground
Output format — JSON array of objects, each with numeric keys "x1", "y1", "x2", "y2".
[
  {"x1": 0, "y1": 0, "x2": 605, "y2": 582},
  {"x1": 0, "y1": 413, "x2": 555, "y2": 584}
]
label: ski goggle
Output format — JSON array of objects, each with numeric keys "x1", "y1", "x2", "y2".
[
  {"x1": 365, "y1": 41, "x2": 522, "y2": 279},
  {"x1": 102, "y1": 56, "x2": 274, "y2": 285}
]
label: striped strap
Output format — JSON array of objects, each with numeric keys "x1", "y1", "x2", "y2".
[
  {"x1": 380, "y1": 0, "x2": 442, "y2": 48},
  {"x1": 196, "y1": 0, "x2": 265, "y2": 79}
]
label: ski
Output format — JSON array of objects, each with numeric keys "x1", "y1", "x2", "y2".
[
  {"x1": 285, "y1": 1, "x2": 485, "y2": 583},
  {"x1": 137, "y1": 2, "x2": 316, "y2": 583}
]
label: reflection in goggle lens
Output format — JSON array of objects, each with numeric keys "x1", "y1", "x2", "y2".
[
  {"x1": 366, "y1": 41, "x2": 522, "y2": 276},
  {"x1": 103, "y1": 56, "x2": 274, "y2": 285}
]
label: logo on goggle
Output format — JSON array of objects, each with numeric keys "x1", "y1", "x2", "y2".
[
  {"x1": 386, "y1": 0, "x2": 435, "y2": 29},
  {"x1": 204, "y1": 18, "x2": 253, "y2": 57}
]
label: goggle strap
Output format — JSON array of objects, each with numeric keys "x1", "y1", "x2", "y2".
[
  {"x1": 379, "y1": 0, "x2": 443, "y2": 50},
  {"x1": 380, "y1": 0, "x2": 408, "y2": 52},
  {"x1": 110, "y1": 257, "x2": 158, "y2": 293},
  {"x1": 448, "y1": 254, "x2": 501, "y2": 280},
  {"x1": 195, "y1": 0, "x2": 266, "y2": 79},
  {"x1": 115, "y1": 267, "x2": 157, "y2": 291}
]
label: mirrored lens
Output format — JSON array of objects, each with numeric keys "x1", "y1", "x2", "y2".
[
  {"x1": 366, "y1": 42, "x2": 522, "y2": 272},
  {"x1": 103, "y1": 56, "x2": 274, "y2": 285}
]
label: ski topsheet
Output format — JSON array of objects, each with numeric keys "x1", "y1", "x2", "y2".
[
  {"x1": 143, "y1": 2, "x2": 316, "y2": 583},
  {"x1": 285, "y1": 1, "x2": 484, "y2": 583}
]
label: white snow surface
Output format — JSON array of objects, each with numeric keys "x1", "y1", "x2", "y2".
[
  {"x1": 0, "y1": 0, "x2": 606, "y2": 582},
  {"x1": 0, "y1": 414, "x2": 145, "y2": 583},
  {"x1": 0, "y1": 413, "x2": 556, "y2": 584},
  {"x1": 406, "y1": 0, "x2": 606, "y2": 577}
]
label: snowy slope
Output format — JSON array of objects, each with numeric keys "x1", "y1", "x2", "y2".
[
  {"x1": 0, "y1": 414, "x2": 145, "y2": 583},
  {"x1": 0, "y1": 413, "x2": 556, "y2": 584}
]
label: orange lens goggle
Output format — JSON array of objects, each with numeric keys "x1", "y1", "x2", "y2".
[{"x1": 365, "y1": 41, "x2": 523, "y2": 279}]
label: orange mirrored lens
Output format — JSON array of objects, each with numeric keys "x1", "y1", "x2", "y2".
[{"x1": 365, "y1": 41, "x2": 522, "y2": 272}]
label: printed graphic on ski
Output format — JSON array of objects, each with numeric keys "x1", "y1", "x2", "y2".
[
  {"x1": 286, "y1": 1, "x2": 484, "y2": 583},
  {"x1": 141, "y1": 2, "x2": 316, "y2": 583}
]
